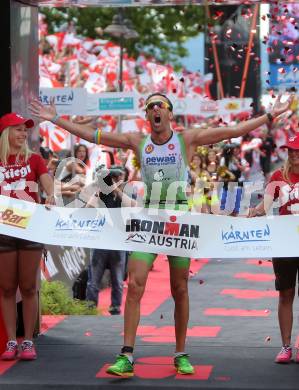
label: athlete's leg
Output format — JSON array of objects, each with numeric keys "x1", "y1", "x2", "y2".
[
  {"x1": 106, "y1": 252, "x2": 156, "y2": 376},
  {"x1": 169, "y1": 256, "x2": 190, "y2": 352},
  {"x1": 123, "y1": 252, "x2": 156, "y2": 349}
]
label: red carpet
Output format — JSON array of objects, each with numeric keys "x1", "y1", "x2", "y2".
[
  {"x1": 204, "y1": 308, "x2": 271, "y2": 317},
  {"x1": 41, "y1": 315, "x2": 66, "y2": 334},
  {"x1": 234, "y1": 272, "x2": 275, "y2": 282},
  {"x1": 220, "y1": 289, "x2": 278, "y2": 299},
  {"x1": 99, "y1": 256, "x2": 209, "y2": 316}
]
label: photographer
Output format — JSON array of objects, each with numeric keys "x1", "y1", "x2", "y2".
[
  {"x1": 219, "y1": 144, "x2": 248, "y2": 215},
  {"x1": 85, "y1": 165, "x2": 130, "y2": 315}
]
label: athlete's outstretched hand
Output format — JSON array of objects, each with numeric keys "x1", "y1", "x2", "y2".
[
  {"x1": 271, "y1": 93, "x2": 294, "y2": 118},
  {"x1": 29, "y1": 98, "x2": 57, "y2": 122}
]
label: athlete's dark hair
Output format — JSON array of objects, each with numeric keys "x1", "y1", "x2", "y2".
[{"x1": 145, "y1": 93, "x2": 173, "y2": 111}]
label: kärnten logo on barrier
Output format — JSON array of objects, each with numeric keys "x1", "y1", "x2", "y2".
[
  {"x1": 221, "y1": 224, "x2": 271, "y2": 245},
  {"x1": 55, "y1": 214, "x2": 106, "y2": 232},
  {"x1": 0, "y1": 207, "x2": 31, "y2": 229},
  {"x1": 126, "y1": 215, "x2": 199, "y2": 250}
]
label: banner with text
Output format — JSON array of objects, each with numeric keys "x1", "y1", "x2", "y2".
[
  {"x1": 39, "y1": 89, "x2": 253, "y2": 118},
  {"x1": 0, "y1": 196, "x2": 298, "y2": 259}
]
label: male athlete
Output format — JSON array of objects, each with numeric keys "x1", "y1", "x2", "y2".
[{"x1": 30, "y1": 92, "x2": 293, "y2": 376}]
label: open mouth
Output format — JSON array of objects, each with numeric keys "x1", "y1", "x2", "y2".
[{"x1": 154, "y1": 116, "x2": 161, "y2": 125}]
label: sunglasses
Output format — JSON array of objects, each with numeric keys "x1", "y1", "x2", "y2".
[{"x1": 145, "y1": 101, "x2": 170, "y2": 111}]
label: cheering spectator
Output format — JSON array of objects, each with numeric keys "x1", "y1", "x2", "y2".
[
  {"x1": 248, "y1": 134, "x2": 299, "y2": 364},
  {"x1": 0, "y1": 113, "x2": 54, "y2": 361}
]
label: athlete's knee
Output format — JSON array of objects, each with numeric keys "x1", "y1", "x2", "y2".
[
  {"x1": 127, "y1": 278, "x2": 146, "y2": 301},
  {"x1": 171, "y1": 283, "x2": 188, "y2": 300}
]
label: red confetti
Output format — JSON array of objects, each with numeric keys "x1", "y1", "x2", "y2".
[
  {"x1": 213, "y1": 11, "x2": 224, "y2": 20},
  {"x1": 85, "y1": 331, "x2": 93, "y2": 336},
  {"x1": 278, "y1": 68, "x2": 286, "y2": 74}
]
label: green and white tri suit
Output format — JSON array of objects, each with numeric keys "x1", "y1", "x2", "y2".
[{"x1": 130, "y1": 131, "x2": 190, "y2": 268}]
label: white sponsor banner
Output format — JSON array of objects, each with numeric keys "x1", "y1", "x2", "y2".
[
  {"x1": 87, "y1": 92, "x2": 137, "y2": 116},
  {"x1": 88, "y1": 93, "x2": 253, "y2": 117},
  {"x1": 39, "y1": 88, "x2": 88, "y2": 116},
  {"x1": 39, "y1": 89, "x2": 252, "y2": 117},
  {"x1": 0, "y1": 195, "x2": 298, "y2": 259}
]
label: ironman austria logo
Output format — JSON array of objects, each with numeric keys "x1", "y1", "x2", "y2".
[{"x1": 126, "y1": 215, "x2": 199, "y2": 250}]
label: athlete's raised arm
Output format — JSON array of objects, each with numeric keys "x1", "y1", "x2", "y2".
[
  {"x1": 184, "y1": 94, "x2": 294, "y2": 148},
  {"x1": 29, "y1": 99, "x2": 142, "y2": 150}
]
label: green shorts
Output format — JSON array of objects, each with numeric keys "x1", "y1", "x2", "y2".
[
  {"x1": 130, "y1": 251, "x2": 190, "y2": 269},
  {"x1": 131, "y1": 201, "x2": 190, "y2": 268}
]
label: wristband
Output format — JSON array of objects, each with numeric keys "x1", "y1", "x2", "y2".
[
  {"x1": 51, "y1": 113, "x2": 60, "y2": 124},
  {"x1": 94, "y1": 128, "x2": 102, "y2": 145},
  {"x1": 266, "y1": 112, "x2": 274, "y2": 123}
]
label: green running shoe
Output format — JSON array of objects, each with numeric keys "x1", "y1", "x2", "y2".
[
  {"x1": 174, "y1": 354, "x2": 195, "y2": 375},
  {"x1": 106, "y1": 354, "x2": 134, "y2": 377}
]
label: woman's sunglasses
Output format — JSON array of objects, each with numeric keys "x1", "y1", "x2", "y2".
[{"x1": 145, "y1": 101, "x2": 170, "y2": 111}]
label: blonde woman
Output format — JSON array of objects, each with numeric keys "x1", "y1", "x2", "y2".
[
  {"x1": 0, "y1": 113, "x2": 54, "y2": 361},
  {"x1": 249, "y1": 134, "x2": 299, "y2": 364}
]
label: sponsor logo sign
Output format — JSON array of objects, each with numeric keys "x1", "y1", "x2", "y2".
[
  {"x1": 225, "y1": 102, "x2": 240, "y2": 110},
  {"x1": 0, "y1": 207, "x2": 31, "y2": 229},
  {"x1": 99, "y1": 97, "x2": 134, "y2": 111},
  {"x1": 145, "y1": 155, "x2": 176, "y2": 166},
  {"x1": 55, "y1": 214, "x2": 106, "y2": 232},
  {"x1": 221, "y1": 224, "x2": 271, "y2": 245},
  {"x1": 0, "y1": 165, "x2": 31, "y2": 183},
  {"x1": 126, "y1": 215, "x2": 199, "y2": 250},
  {"x1": 200, "y1": 101, "x2": 218, "y2": 112},
  {"x1": 145, "y1": 144, "x2": 154, "y2": 154}
]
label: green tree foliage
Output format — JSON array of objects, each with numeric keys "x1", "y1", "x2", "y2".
[
  {"x1": 40, "y1": 6, "x2": 206, "y2": 68},
  {"x1": 41, "y1": 280, "x2": 98, "y2": 315}
]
